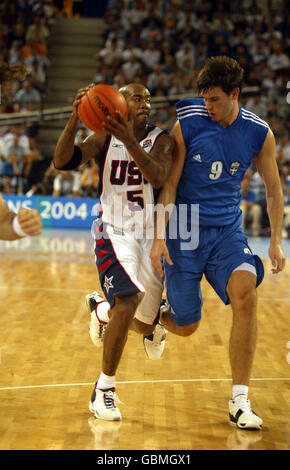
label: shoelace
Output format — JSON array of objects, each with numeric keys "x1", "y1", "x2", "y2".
[
  {"x1": 152, "y1": 325, "x2": 166, "y2": 344},
  {"x1": 99, "y1": 323, "x2": 107, "y2": 339},
  {"x1": 103, "y1": 391, "x2": 121, "y2": 409},
  {"x1": 234, "y1": 396, "x2": 253, "y2": 413}
]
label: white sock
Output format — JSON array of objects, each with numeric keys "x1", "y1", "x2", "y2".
[
  {"x1": 232, "y1": 385, "x2": 249, "y2": 400},
  {"x1": 97, "y1": 372, "x2": 116, "y2": 390},
  {"x1": 95, "y1": 301, "x2": 110, "y2": 323}
]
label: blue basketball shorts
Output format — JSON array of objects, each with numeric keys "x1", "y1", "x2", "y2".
[{"x1": 164, "y1": 221, "x2": 264, "y2": 326}]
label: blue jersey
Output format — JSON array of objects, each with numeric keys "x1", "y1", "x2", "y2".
[{"x1": 176, "y1": 98, "x2": 269, "y2": 226}]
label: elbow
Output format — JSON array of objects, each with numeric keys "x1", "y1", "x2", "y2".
[
  {"x1": 152, "y1": 180, "x2": 163, "y2": 189},
  {"x1": 151, "y1": 167, "x2": 171, "y2": 189}
]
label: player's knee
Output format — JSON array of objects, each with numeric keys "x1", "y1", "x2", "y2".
[
  {"x1": 176, "y1": 321, "x2": 200, "y2": 337},
  {"x1": 230, "y1": 285, "x2": 257, "y2": 314},
  {"x1": 113, "y1": 294, "x2": 139, "y2": 324},
  {"x1": 228, "y1": 272, "x2": 257, "y2": 305}
]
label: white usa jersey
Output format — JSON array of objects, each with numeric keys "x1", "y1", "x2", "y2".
[{"x1": 97, "y1": 125, "x2": 165, "y2": 235}]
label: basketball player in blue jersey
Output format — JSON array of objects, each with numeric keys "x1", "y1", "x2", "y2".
[
  {"x1": 151, "y1": 56, "x2": 286, "y2": 430},
  {"x1": 54, "y1": 83, "x2": 175, "y2": 421}
]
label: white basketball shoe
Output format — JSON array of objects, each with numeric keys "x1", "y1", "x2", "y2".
[
  {"x1": 229, "y1": 394, "x2": 263, "y2": 430},
  {"x1": 89, "y1": 386, "x2": 122, "y2": 421}
]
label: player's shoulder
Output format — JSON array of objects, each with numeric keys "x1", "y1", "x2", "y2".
[
  {"x1": 240, "y1": 107, "x2": 269, "y2": 131},
  {"x1": 176, "y1": 97, "x2": 209, "y2": 121},
  {"x1": 146, "y1": 123, "x2": 167, "y2": 135},
  {"x1": 145, "y1": 125, "x2": 174, "y2": 155}
]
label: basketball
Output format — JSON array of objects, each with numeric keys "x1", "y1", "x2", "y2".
[{"x1": 77, "y1": 84, "x2": 127, "y2": 133}]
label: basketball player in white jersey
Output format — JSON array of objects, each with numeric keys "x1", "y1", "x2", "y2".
[
  {"x1": 0, "y1": 193, "x2": 42, "y2": 240},
  {"x1": 54, "y1": 83, "x2": 175, "y2": 421}
]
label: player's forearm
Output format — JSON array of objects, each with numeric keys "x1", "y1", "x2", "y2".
[
  {"x1": 54, "y1": 113, "x2": 79, "y2": 168},
  {"x1": 0, "y1": 212, "x2": 21, "y2": 240},
  {"x1": 126, "y1": 139, "x2": 168, "y2": 188},
  {"x1": 266, "y1": 183, "x2": 284, "y2": 243}
]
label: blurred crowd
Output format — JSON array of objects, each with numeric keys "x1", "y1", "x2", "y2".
[
  {"x1": 0, "y1": 0, "x2": 289, "y2": 237},
  {"x1": 0, "y1": 1, "x2": 56, "y2": 196}
]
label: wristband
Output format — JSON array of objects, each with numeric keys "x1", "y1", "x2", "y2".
[{"x1": 12, "y1": 215, "x2": 27, "y2": 237}]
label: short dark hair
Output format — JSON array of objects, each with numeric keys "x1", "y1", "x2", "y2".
[{"x1": 196, "y1": 56, "x2": 244, "y2": 95}]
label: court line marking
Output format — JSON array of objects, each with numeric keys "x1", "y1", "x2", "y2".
[
  {"x1": 0, "y1": 377, "x2": 289, "y2": 392},
  {"x1": 0, "y1": 286, "x2": 288, "y2": 301}
]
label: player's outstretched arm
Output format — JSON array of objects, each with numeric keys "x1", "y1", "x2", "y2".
[
  {"x1": 254, "y1": 129, "x2": 286, "y2": 274},
  {"x1": 0, "y1": 195, "x2": 42, "y2": 241}
]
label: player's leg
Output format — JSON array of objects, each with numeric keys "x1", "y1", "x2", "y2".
[
  {"x1": 227, "y1": 268, "x2": 262, "y2": 430},
  {"x1": 159, "y1": 306, "x2": 200, "y2": 336},
  {"x1": 89, "y1": 293, "x2": 139, "y2": 422},
  {"x1": 86, "y1": 290, "x2": 166, "y2": 345},
  {"x1": 89, "y1": 226, "x2": 144, "y2": 421},
  {"x1": 163, "y1": 263, "x2": 202, "y2": 336},
  {"x1": 227, "y1": 269, "x2": 257, "y2": 388},
  {"x1": 160, "y1": 230, "x2": 205, "y2": 336},
  {"x1": 133, "y1": 238, "x2": 168, "y2": 359},
  {"x1": 205, "y1": 223, "x2": 264, "y2": 429},
  {"x1": 87, "y1": 224, "x2": 144, "y2": 347},
  {"x1": 101, "y1": 293, "x2": 139, "y2": 376}
]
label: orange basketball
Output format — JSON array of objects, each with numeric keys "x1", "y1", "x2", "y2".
[{"x1": 77, "y1": 84, "x2": 127, "y2": 133}]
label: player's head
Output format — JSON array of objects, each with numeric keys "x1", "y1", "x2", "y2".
[
  {"x1": 197, "y1": 56, "x2": 244, "y2": 96},
  {"x1": 196, "y1": 56, "x2": 244, "y2": 125},
  {"x1": 119, "y1": 83, "x2": 151, "y2": 128}
]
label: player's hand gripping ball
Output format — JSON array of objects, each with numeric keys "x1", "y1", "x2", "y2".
[{"x1": 78, "y1": 84, "x2": 127, "y2": 133}]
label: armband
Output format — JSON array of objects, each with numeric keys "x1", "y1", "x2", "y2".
[{"x1": 54, "y1": 145, "x2": 82, "y2": 170}]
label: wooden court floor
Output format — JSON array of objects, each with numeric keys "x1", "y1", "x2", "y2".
[{"x1": 0, "y1": 230, "x2": 289, "y2": 450}]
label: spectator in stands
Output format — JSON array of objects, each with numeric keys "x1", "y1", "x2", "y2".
[
  {"x1": 74, "y1": 126, "x2": 93, "y2": 146},
  {"x1": 0, "y1": 133, "x2": 28, "y2": 194},
  {"x1": 28, "y1": 58, "x2": 46, "y2": 93},
  {"x1": 278, "y1": 163, "x2": 290, "y2": 238},
  {"x1": 2, "y1": 125, "x2": 30, "y2": 153},
  {"x1": 268, "y1": 40, "x2": 290, "y2": 72},
  {"x1": 98, "y1": 37, "x2": 122, "y2": 66},
  {"x1": 15, "y1": 78, "x2": 42, "y2": 111},
  {"x1": 161, "y1": 53, "x2": 177, "y2": 76},
  {"x1": 52, "y1": 171, "x2": 81, "y2": 198},
  {"x1": 245, "y1": 94, "x2": 268, "y2": 119},
  {"x1": 79, "y1": 161, "x2": 99, "y2": 198},
  {"x1": 25, "y1": 13, "x2": 50, "y2": 55},
  {"x1": 141, "y1": 40, "x2": 161, "y2": 71},
  {"x1": 140, "y1": 17, "x2": 162, "y2": 43},
  {"x1": 8, "y1": 40, "x2": 22, "y2": 65},
  {"x1": 276, "y1": 134, "x2": 290, "y2": 164},
  {"x1": 168, "y1": 75, "x2": 187, "y2": 97},
  {"x1": 240, "y1": 166, "x2": 267, "y2": 237},
  {"x1": 146, "y1": 63, "x2": 168, "y2": 95},
  {"x1": 175, "y1": 39, "x2": 196, "y2": 72},
  {"x1": 252, "y1": 42, "x2": 269, "y2": 65},
  {"x1": 0, "y1": 137, "x2": 6, "y2": 176},
  {"x1": 121, "y1": 53, "x2": 142, "y2": 81}
]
